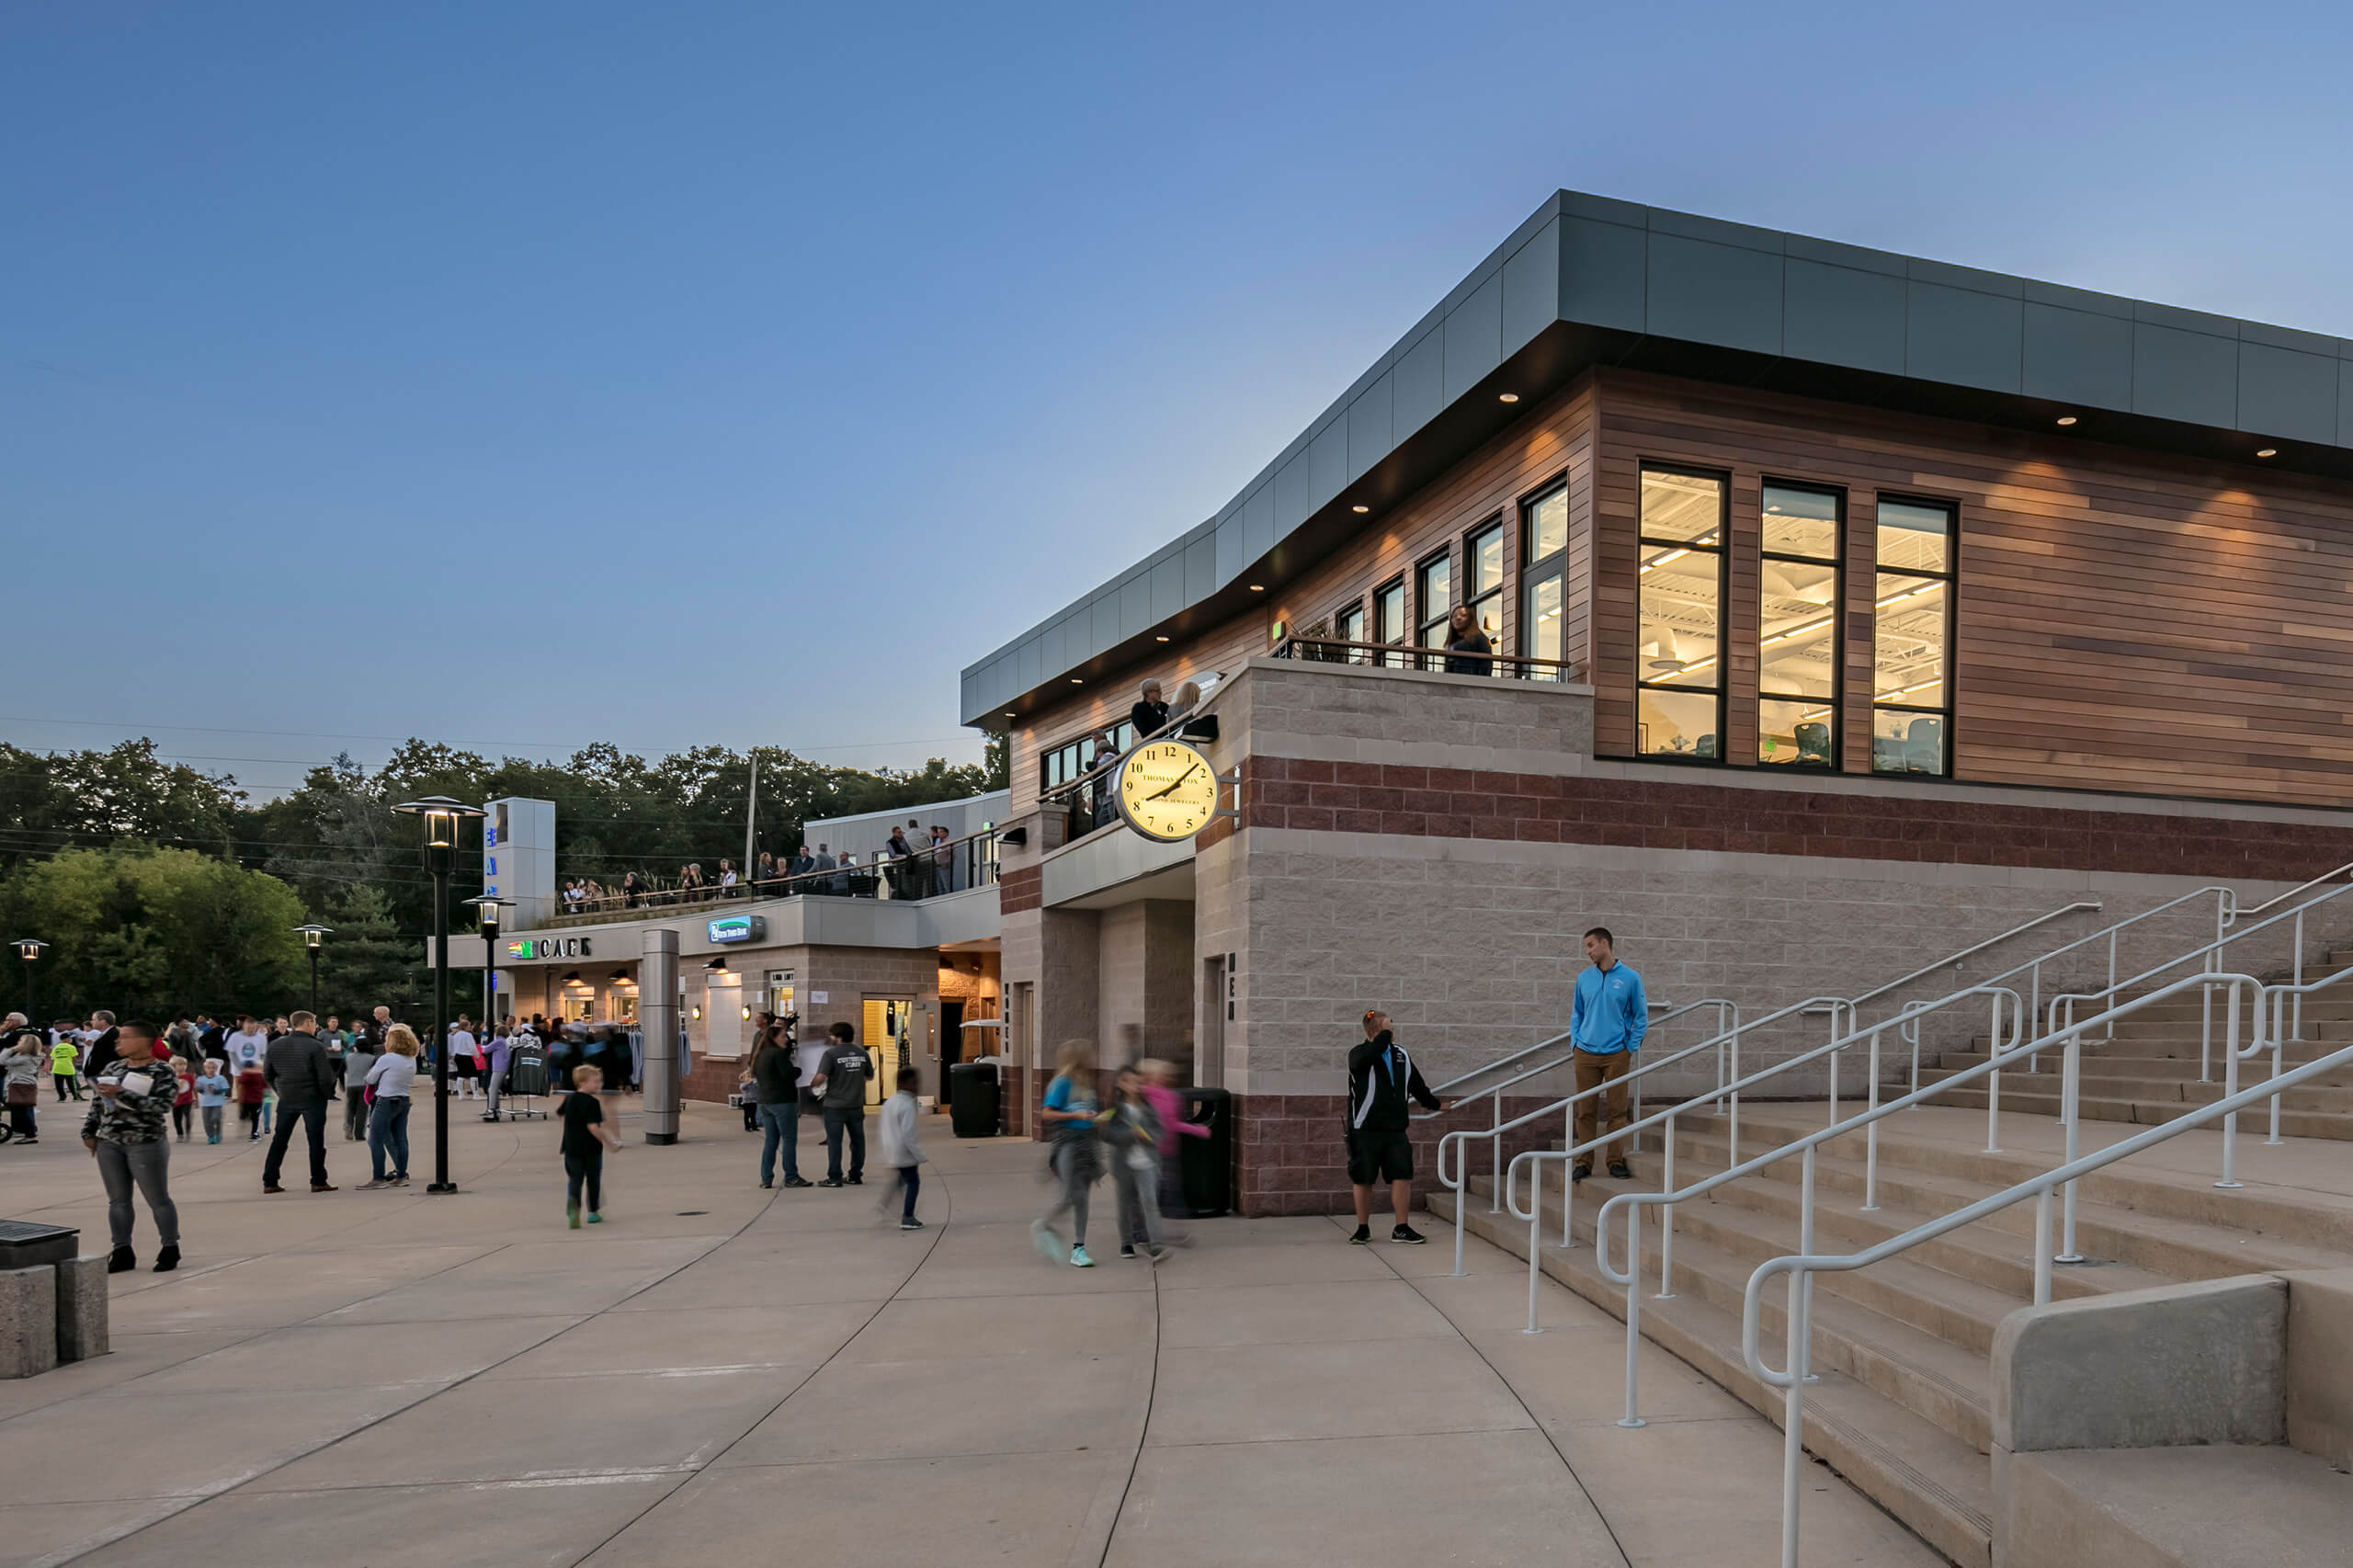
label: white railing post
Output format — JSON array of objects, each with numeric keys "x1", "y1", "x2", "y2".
[
  {"x1": 2056, "y1": 1030, "x2": 2084, "y2": 1265},
  {"x1": 1619, "y1": 1204, "x2": 1646, "y2": 1428},
  {"x1": 2033, "y1": 1187, "x2": 2053, "y2": 1305},
  {"x1": 2217, "y1": 980, "x2": 2245, "y2": 1189},
  {"x1": 1657, "y1": 1113, "x2": 1677, "y2": 1299},
  {"x1": 1985, "y1": 990, "x2": 2005, "y2": 1153},
  {"x1": 2293, "y1": 910, "x2": 2307, "y2": 1042},
  {"x1": 1489, "y1": 1094, "x2": 1502, "y2": 1212},
  {"x1": 1522, "y1": 1162, "x2": 1542, "y2": 1336},
  {"x1": 2104, "y1": 929, "x2": 2118, "y2": 1039},
  {"x1": 2268, "y1": 989, "x2": 2287, "y2": 1148},
  {"x1": 1862, "y1": 1026, "x2": 1882, "y2": 1211},
  {"x1": 1779, "y1": 1267, "x2": 1807, "y2": 1568},
  {"x1": 1446, "y1": 1135, "x2": 1467, "y2": 1278}
]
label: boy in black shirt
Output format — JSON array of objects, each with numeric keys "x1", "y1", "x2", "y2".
[
  {"x1": 560, "y1": 1064, "x2": 621, "y2": 1227},
  {"x1": 1346, "y1": 1010, "x2": 1442, "y2": 1244}
]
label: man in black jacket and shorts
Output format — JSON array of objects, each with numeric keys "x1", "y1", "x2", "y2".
[{"x1": 1346, "y1": 1010, "x2": 1442, "y2": 1244}]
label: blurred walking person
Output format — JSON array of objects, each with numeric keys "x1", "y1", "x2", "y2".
[{"x1": 1031, "y1": 1040, "x2": 1103, "y2": 1267}]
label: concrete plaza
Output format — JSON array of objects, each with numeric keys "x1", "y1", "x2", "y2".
[{"x1": 0, "y1": 1096, "x2": 1931, "y2": 1567}]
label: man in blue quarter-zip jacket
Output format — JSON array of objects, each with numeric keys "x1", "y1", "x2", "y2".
[{"x1": 1569, "y1": 927, "x2": 1647, "y2": 1183}]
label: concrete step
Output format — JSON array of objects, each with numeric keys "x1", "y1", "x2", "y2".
[
  {"x1": 1919, "y1": 1075, "x2": 2353, "y2": 1141},
  {"x1": 1430, "y1": 1184, "x2": 1997, "y2": 1568},
  {"x1": 1965, "y1": 1035, "x2": 2351, "y2": 1063},
  {"x1": 2004, "y1": 1444, "x2": 2353, "y2": 1568},
  {"x1": 1926, "y1": 1066, "x2": 2353, "y2": 1114},
  {"x1": 1946, "y1": 1047, "x2": 2353, "y2": 1076}
]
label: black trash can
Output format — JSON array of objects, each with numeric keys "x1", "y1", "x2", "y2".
[
  {"x1": 1176, "y1": 1086, "x2": 1233, "y2": 1218},
  {"x1": 949, "y1": 1062, "x2": 1001, "y2": 1139}
]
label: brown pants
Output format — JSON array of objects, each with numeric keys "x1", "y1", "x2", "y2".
[{"x1": 1572, "y1": 1048, "x2": 1633, "y2": 1165}]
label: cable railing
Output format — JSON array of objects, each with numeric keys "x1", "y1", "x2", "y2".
[
  {"x1": 549, "y1": 829, "x2": 1001, "y2": 921},
  {"x1": 1270, "y1": 634, "x2": 1581, "y2": 683},
  {"x1": 1731, "y1": 961, "x2": 2353, "y2": 1568}
]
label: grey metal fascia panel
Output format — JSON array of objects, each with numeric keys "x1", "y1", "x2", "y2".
[
  {"x1": 1187, "y1": 533, "x2": 1216, "y2": 600},
  {"x1": 2022, "y1": 301, "x2": 2134, "y2": 410},
  {"x1": 1243, "y1": 480, "x2": 1276, "y2": 562},
  {"x1": 1347, "y1": 369, "x2": 1394, "y2": 482},
  {"x1": 1559, "y1": 214, "x2": 1646, "y2": 333},
  {"x1": 1090, "y1": 597, "x2": 1120, "y2": 659},
  {"x1": 1215, "y1": 512, "x2": 1245, "y2": 587},
  {"x1": 1784, "y1": 258, "x2": 1904, "y2": 376},
  {"x1": 1443, "y1": 272, "x2": 1504, "y2": 403},
  {"x1": 1306, "y1": 417, "x2": 1348, "y2": 521},
  {"x1": 1150, "y1": 555, "x2": 1185, "y2": 621},
  {"x1": 1119, "y1": 572, "x2": 1152, "y2": 637},
  {"x1": 2239, "y1": 319, "x2": 2339, "y2": 357},
  {"x1": 2341, "y1": 360, "x2": 2353, "y2": 448},
  {"x1": 1559, "y1": 189, "x2": 1648, "y2": 227},
  {"x1": 1647, "y1": 232, "x2": 1782, "y2": 357},
  {"x1": 2136, "y1": 299, "x2": 2241, "y2": 338},
  {"x1": 1783, "y1": 233, "x2": 1907, "y2": 278},
  {"x1": 2237, "y1": 341, "x2": 2338, "y2": 443},
  {"x1": 1908, "y1": 256, "x2": 2023, "y2": 298},
  {"x1": 2023, "y1": 278, "x2": 2134, "y2": 320},
  {"x1": 2132, "y1": 323, "x2": 2238, "y2": 427},
  {"x1": 1017, "y1": 637, "x2": 1042, "y2": 693},
  {"x1": 1393, "y1": 324, "x2": 1445, "y2": 437},
  {"x1": 1645, "y1": 206, "x2": 1784, "y2": 255},
  {"x1": 1501, "y1": 216, "x2": 1560, "y2": 355},
  {"x1": 1906, "y1": 281, "x2": 2023, "y2": 393}
]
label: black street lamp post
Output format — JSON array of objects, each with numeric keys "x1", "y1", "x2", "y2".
[
  {"x1": 462, "y1": 894, "x2": 514, "y2": 1028},
  {"x1": 12, "y1": 939, "x2": 48, "y2": 1025},
  {"x1": 393, "y1": 796, "x2": 484, "y2": 1195},
  {"x1": 293, "y1": 924, "x2": 333, "y2": 1017}
]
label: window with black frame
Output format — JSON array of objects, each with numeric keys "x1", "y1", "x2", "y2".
[
  {"x1": 1635, "y1": 468, "x2": 1726, "y2": 759},
  {"x1": 1415, "y1": 550, "x2": 1452, "y2": 657},
  {"x1": 1333, "y1": 600, "x2": 1367, "y2": 664},
  {"x1": 1520, "y1": 483, "x2": 1568, "y2": 678},
  {"x1": 1873, "y1": 497, "x2": 1955, "y2": 775},
  {"x1": 1373, "y1": 577, "x2": 1406, "y2": 669},
  {"x1": 1463, "y1": 519, "x2": 1504, "y2": 653},
  {"x1": 1757, "y1": 482, "x2": 1842, "y2": 767}
]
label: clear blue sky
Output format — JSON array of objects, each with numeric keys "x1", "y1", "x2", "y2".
[{"x1": 13, "y1": 2, "x2": 2353, "y2": 794}]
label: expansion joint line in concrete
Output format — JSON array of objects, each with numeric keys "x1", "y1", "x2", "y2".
[{"x1": 1353, "y1": 1216, "x2": 1635, "y2": 1568}]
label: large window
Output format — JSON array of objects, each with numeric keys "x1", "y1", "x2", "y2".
[
  {"x1": 1636, "y1": 468, "x2": 1727, "y2": 758},
  {"x1": 1873, "y1": 497, "x2": 1955, "y2": 775},
  {"x1": 1521, "y1": 483, "x2": 1569, "y2": 676},
  {"x1": 1464, "y1": 519, "x2": 1505, "y2": 650},
  {"x1": 1757, "y1": 483, "x2": 1842, "y2": 767},
  {"x1": 1415, "y1": 551, "x2": 1453, "y2": 651},
  {"x1": 1333, "y1": 599, "x2": 1366, "y2": 662},
  {"x1": 1373, "y1": 577, "x2": 1406, "y2": 668}
]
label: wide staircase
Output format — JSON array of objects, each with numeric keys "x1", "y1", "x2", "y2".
[
  {"x1": 1919, "y1": 949, "x2": 2353, "y2": 1141},
  {"x1": 1429, "y1": 1105, "x2": 2353, "y2": 1568}
]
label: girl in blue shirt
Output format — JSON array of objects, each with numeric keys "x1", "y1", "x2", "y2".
[{"x1": 1031, "y1": 1040, "x2": 1102, "y2": 1267}]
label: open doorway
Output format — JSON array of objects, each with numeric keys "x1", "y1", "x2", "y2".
[{"x1": 861, "y1": 997, "x2": 914, "y2": 1107}]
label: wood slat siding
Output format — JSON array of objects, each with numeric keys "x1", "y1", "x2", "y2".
[
  {"x1": 1593, "y1": 370, "x2": 2353, "y2": 808},
  {"x1": 1268, "y1": 381, "x2": 1597, "y2": 680}
]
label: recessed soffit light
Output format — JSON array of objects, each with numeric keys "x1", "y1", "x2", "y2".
[
  {"x1": 1351, "y1": 504, "x2": 1370, "y2": 514},
  {"x1": 2256, "y1": 448, "x2": 2279, "y2": 459},
  {"x1": 1248, "y1": 584, "x2": 1265, "y2": 592},
  {"x1": 1497, "y1": 392, "x2": 1519, "y2": 403},
  {"x1": 2055, "y1": 415, "x2": 2078, "y2": 426}
]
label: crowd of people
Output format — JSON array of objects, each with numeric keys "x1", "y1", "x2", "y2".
[{"x1": 555, "y1": 824, "x2": 979, "y2": 916}]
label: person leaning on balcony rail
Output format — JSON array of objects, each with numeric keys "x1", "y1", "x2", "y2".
[
  {"x1": 1442, "y1": 604, "x2": 1495, "y2": 676},
  {"x1": 1345, "y1": 1009, "x2": 1442, "y2": 1245},
  {"x1": 1568, "y1": 926, "x2": 1647, "y2": 1183},
  {"x1": 1131, "y1": 679, "x2": 1169, "y2": 741}
]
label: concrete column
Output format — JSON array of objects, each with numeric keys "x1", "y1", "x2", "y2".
[
  {"x1": 0, "y1": 1266, "x2": 57, "y2": 1380},
  {"x1": 53, "y1": 1256, "x2": 107, "y2": 1363},
  {"x1": 641, "y1": 928, "x2": 680, "y2": 1144}
]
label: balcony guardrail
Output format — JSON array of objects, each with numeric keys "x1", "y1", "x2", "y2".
[
  {"x1": 547, "y1": 829, "x2": 1000, "y2": 924},
  {"x1": 1271, "y1": 634, "x2": 1581, "y2": 682}
]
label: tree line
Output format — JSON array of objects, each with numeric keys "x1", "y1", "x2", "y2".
[{"x1": 0, "y1": 733, "x2": 1007, "y2": 1023}]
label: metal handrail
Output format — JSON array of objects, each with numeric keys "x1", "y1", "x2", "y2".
[
  {"x1": 1422, "y1": 999, "x2": 1736, "y2": 1102},
  {"x1": 1270, "y1": 634, "x2": 1582, "y2": 682},
  {"x1": 1845, "y1": 901, "x2": 2102, "y2": 1013},
  {"x1": 1734, "y1": 965, "x2": 2344, "y2": 1568}
]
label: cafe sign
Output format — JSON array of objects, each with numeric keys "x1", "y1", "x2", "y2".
[{"x1": 506, "y1": 937, "x2": 594, "y2": 960}]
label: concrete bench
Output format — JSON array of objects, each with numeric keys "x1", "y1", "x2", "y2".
[{"x1": 0, "y1": 1221, "x2": 109, "y2": 1379}]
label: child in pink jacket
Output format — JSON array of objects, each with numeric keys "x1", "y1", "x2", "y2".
[{"x1": 1137, "y1": 1059, "x2": 1210, "y2": 1244}]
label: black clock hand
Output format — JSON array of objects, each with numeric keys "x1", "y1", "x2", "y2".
[{"x1": 1144, "y1": 762, "x2": 1203, "y2": 801}]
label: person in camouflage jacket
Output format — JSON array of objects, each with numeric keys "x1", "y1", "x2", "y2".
[{"x1": 82, "y1": 1020, "x2": 181, "y2": 1272}]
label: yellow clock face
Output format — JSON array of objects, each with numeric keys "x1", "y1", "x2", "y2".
[{"x1": 1116, "y1": 741, "x2": 1220, "y2": 842}]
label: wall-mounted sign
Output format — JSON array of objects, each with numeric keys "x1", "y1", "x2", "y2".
[
  {"x1": 708, "y1": 915, "x2": 766, "y2": 945},
  {"x1": 506, "y1": 937, "x2": 595, "y2": 960}
]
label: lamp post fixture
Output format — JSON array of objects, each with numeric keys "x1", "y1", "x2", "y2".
[
  {"x1": 12, "y1": 939, "x2": 49, "y2": 1026},
  {"x1": 393, "y1": 796, "x2": 486, "y2": 1195},
  {"x1": 292, "y1": 924, "x2": 333, "y2": 1017},
  {"x1": 462, "y1": 895, "x2": 514, "y2": 1031}
]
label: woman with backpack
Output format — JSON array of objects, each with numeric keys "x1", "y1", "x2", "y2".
[{"x1": 1031, "y1": 1040, "x2": 1103, "y2": 1267}]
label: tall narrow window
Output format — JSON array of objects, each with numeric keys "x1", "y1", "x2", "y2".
[
  {"x1": 1873, "y1": 498, "x2": 1955, "y2": 775},
  {"x1": 1415, "y1": 551, "x2": 1453, "y2": 652},
  {"x1": 1757, "y1": 483, "x2": 1842, "y2": 767},
  {"x1": 1464, "y1": 520, "x2": 1505, "y2": 651},
  {"x1": 1520, "y1": 483, "x2": 1568, "y2": 678},
  {"x1": 1334, "y1": 600, "x2": 1366, "y2": 663},
  {"x1": 1636, "y1": 468, "x2": 1727, "y2": 758},
  {"x1": 1373, "y1": 578, "x2": 1406, "y2": 669}
]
